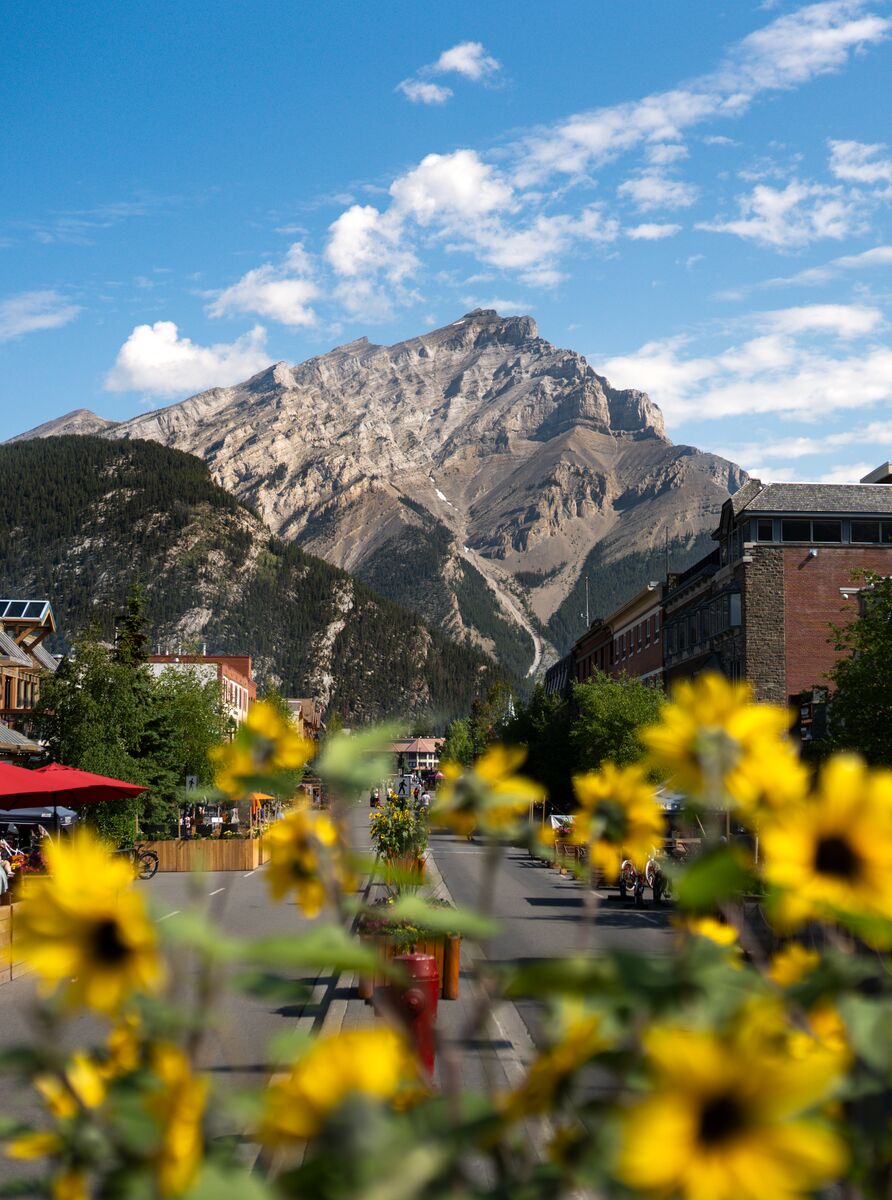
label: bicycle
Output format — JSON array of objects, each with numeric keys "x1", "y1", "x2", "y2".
[{"x1": 115, "y1": 844, "x2": 160, "y2": 880}]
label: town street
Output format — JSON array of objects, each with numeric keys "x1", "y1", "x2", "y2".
[
  {"x1": 428, "y1": 829, "x2": 675, "y2": 1046},
  {"x1": 0, "y1": 811, "x2": 675, "y2": 1157}
]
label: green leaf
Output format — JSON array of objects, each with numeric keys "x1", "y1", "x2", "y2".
[
  {"x1": 502, "y1": 956, "x2": 611, "y2": 997},
  {"x1": 157, "y1": 909, "x2": 242, "y2": 963},
  {"x1": 184, "y1": 1163, "x2": 277, "y2": 1200},
  {"x1": 230, "y1": 970, "x2": 312, "y2": 1003},
  {"x1": 384, "y1": 896, "x2": 496, "y2": 940},
  {"x1": 315, "y1": 724, "x2": 402, "y2": 793},
  {"x1": 674, "y1": 844, "x2": 754, "y2": 912},
  {"x1": 243, "y1": 924, "x2": 384, "y2": 973},
  {"x1": 838, "y1": 995, "x2": 892, "y2": 1070}
]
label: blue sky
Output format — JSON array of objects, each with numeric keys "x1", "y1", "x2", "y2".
[{"x1": 2, "y1": 0, "x2": 891, "y2": 483}]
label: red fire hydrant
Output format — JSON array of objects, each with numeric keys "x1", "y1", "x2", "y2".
[{"x1": 386, "y1": 952, "x2": 439, "y2": 1075}]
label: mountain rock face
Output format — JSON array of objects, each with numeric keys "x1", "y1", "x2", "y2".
[
  {"x1": 18, "y1": 311, "x2": 745, "y2": 671},
  {"x1": 0, "y1": 437, "x2": 504, "y2": 722},
  {"x1": 11, "y1": 408, "x2": 120, "y2": 441}
]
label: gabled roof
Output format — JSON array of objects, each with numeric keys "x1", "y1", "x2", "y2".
[
  {"x1": 0, "y1": 599, "x2": 55, "y2": 630},
  {"x1": 729, "y1": 480, "x2": 892, "y2": 517},
  {"x1": 0, "y1": 721, "x2": 42, "y2": 753},
  {"x1": 0, "y1": 631, "x2": 32, "y2": 668},
  {"x1": 30, "y1": 642, "x2": 60, "y2": 673}
]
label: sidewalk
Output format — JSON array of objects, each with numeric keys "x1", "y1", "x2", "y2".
[{"x1": 321, "y1": 800, "x2": 536, "y2": 1095}]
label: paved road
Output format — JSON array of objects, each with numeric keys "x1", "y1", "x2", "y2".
[{"x1": 429, "y1": 831, "x2": 675, "y2": 1045}]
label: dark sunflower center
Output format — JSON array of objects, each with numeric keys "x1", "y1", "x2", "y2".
[
  {"x1": 697, "y1": 1094, "x2": 745, "y2": 1147},
  {"x1": 92, "y1": 918, "x2": 130, "y2": 965},
  {"x1": 814, "y1": 835, "x2": 860, "y2": 881}
]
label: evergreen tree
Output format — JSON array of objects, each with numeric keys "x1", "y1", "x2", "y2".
[
  {"x1": 503, "y1": 684, "x2": 575, "y2": 811},
  {"x1": 114, "y1": 581, "x2": 150, "y2": 667}
]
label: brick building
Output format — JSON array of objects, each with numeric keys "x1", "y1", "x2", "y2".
[
  {"x1": 148, "y1": 653, "x2": 256, "y2": 725},
  {"x1": 556, "y1": 468, "x2": 892, "y2": 711},
  {"x1": 664, "y1": 476, "x2": 892, "y2": 703}
]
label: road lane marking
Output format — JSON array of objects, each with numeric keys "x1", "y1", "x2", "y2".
[
  {"x1": 158, "y1": 910, "x2": 180, "y2": 921},
  {"x1": 208, "y1": 888, "x2": 225, "y2": 896},
  {"x1": 242, "y1": 871, "x2": 255, "y2": 877}
]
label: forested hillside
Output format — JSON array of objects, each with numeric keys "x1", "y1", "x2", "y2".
[{"x1": 0, "y1": 437, "x2": 507, "y2": 722}]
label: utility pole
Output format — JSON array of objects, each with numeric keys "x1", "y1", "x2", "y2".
[{"x1": 585, "y1": 575, "x2": 590, "y2": 627}]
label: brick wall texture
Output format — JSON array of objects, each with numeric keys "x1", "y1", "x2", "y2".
[
  {"x1": 742, "y1": 548, "x2": 786, "y2": 704},
  {"x1": 782, "y1": 547, "x2": 891, "y2": 696}
]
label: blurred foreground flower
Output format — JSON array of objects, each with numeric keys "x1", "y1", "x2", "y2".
[
  {"x1": 502, "y1": 1003, "x2": 607, "y2": 1120},
  {"x1": 617, "y1": 1019, "x2": 847, "y2": 1200},
  {"x1": 265, "y1": 806, "x2": 352, "y2": 917},
  {"x1": 212, "y1": 699, "x2": 314, "y2": 796},
  {"x1": 681, "y1": 915, "x2": 739, "y2": 948},
  {"x1": 571, "y1": 762, "x2": 663, "y2": 878},
  {"x1": 148, "y1": 1044, "x2": 208, "y2": 1197},
  {"x1": 768, "y1": 944, "x2": 820, "y2": 987},
  {"x1": 14, "y1": 833, "x2": 163, "y2": 1012},
  {"x1": 432, "y1": 745, "x2": 544, "y2": 837},
  {"x1": 259, "y1": 1027, "x2": 419, "y2": 1144},
  {"x1": 641, "y1": 674, "x2": 792, "y2": 809},
  {"x1": 761, "y1": 754, "x2": 892, "y2": 940}
]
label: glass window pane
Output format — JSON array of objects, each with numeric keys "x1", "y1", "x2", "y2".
[
  {"x1": 812, "y1": 520, "x2": 842, "y2": 542},
  {"x1": 23, "y1": 602, "x2": 44, "y2": 619},
  {"x1": 781, "y1": 519, "x2": 811, "y2": 541},
  {"x1": 882, "y1": 524, "x2": 892, "y2": 544},
  {"x1": 4, "y1": 602, "x2": 26, "y2": 617},
  {"x1": 852, "y1": 520, "x2": 881, "y2": 543},
  {"x1": 756, "y1": 520, "x2": 773, "y2": 541}
]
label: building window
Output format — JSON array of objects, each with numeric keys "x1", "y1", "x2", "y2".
[
  {"x1": 756, "y1": 519, "x2": 774, "y2": 541},
  {"x1": 812, "y1": 520, "x2": 842, "y2": 542},
  {"x1": 729, "y1": 593, "x2": 742, "y2": 627},
  {"x1": 852, "y1": 520, "x2": 881, "y2": 543},
  {"x1": 781, "y1": 519, "x2": 811, "y2": 541}
]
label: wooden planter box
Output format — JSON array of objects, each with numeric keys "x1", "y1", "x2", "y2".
[
  {"x1": 357, "y1": 932, "x2": 461, "y2": 1001},
  {"x1": 0, "y1": 900, "x2": 34, "y2": 986},
  {"x1": 139, "y1": 837, "x2": 268, "y2": 872}
]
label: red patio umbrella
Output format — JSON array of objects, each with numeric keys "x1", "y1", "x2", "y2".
[
  {"x1": 0, "y1": 761, "x2": 60, "y2": 808},
  {"x1": 33, "y1": 763, "x2": 147, "y2": 833},
  {"x1": 35, "y1": 763, "x2": 147, "y2": 804}
]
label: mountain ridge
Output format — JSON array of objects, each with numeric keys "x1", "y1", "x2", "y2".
[{"x1": 14, "y1": 310, "x2": 745, "y2": 668}]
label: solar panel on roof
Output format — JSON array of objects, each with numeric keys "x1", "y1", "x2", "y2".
[
  {"x1": 4, "y1": 602, "x2": 27, "y2": 618},
  {"x1": 23, "y1": 601, "x2": 45, "y2": 619}
]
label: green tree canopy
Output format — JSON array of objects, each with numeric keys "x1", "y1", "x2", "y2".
[
  {"x1": 827, "y1": 574, "x2": 892, "y2": 765},
  {"x1": 570, "y1": 672, "x2": 665, "y2": 773},
  {"x1": 437, "y1": 718, "x2": 474, "y2": 768}
]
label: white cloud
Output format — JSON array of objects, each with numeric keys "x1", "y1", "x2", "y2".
[
  {"x1": 396, "y1": 79, "x2": 453, "y2": 105},
  {"x1": 433, "y1": 41, "x2": 501, "y2": 81},
  {"x1": 469, "y1": 207, "x2": 619, "y2": 284},
  {"x1": 646, "y1": 142, "x2": 689, "y2": 165},
  {"x1": 105, "y1": 321, "x2": 270, "y2": 396},
  {"x1": 758, "y1": 302, "x2": 883, "y2": 337},
  {"x1": 0, "y1": 290, "x2": 81, "y2": 341},
  {"x1": 325, "y1": 204, "x2": 416, "y2": 279},
  {"x1": 207, "y1": 242, "x2": 318, "y2": 326},
  {"x1": 828, "y1": 137, "x2": 892, "y2": 183},
  {"x1": 698, "y1": 179, "x2": 862, "y2": 247},
  {"x1": 743, "y1": 244, "x2": 892, "y2": 290},
  {"x1": 514, "y1": 2, "x2": 889, "y2": 185},
  {"x1": 626, "y1": 223, "x2": 682, "y2": 240},
  {"x1": 816, "y1": 461, "x2": 876, "y2": 483},
  {"x1": 389, "y1": 150, "x2": 513, "y2": 224},
  {"x1": 618, "y1": 171, "x2": 699, "y2": 211},
  {"x1": 598, "y1": 302, "x2": 892, "y2": 425},
  {"x1": 397, "y1": 40, "x2": 501, "y2": 104},
  {"x1": 703, "y1": 134, "x2": 737, "y2": 146}
]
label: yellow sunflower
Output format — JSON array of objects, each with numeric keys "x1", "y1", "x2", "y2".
[
  {"x1": 681, "y1": 915, "x2": 740, "y2": 948},
  {"x1": 760, "y1": 754, "x2": 892, "y2": 937},
  {"x1": 502, "y1": 1003, "x2": 607, "y2": 1120},
  {"x1": 13, "y1": 833, "x2": 163, "y2": 1013},
  {"x1": 767, "y1": 943, "x2": 820, "y2": 987},
  {"x1": 641, "y1": 673, "x2": 793, "y2": 810},
  {"x1": 617, "y1": 1019, "x2": 847, "y2": 1200},
  {"x1": 258, "y1": 1027, "x2": 418, "y2": 1145},
  {"x1": 211, "y1": 699, "x2": 315, "y2": 796},
  {"x1": 571, "y1": 762, "x2": 663, "y2": 878},
  {"x1": 431, "y1": 745, "x2": 544, "y2": 838},
  {"x1": 147, "y1": 1044, "x2": 207, "y2": 1198},
  {"x1": 265, "y1": 805, "x2": 350, "y2": 917}
]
